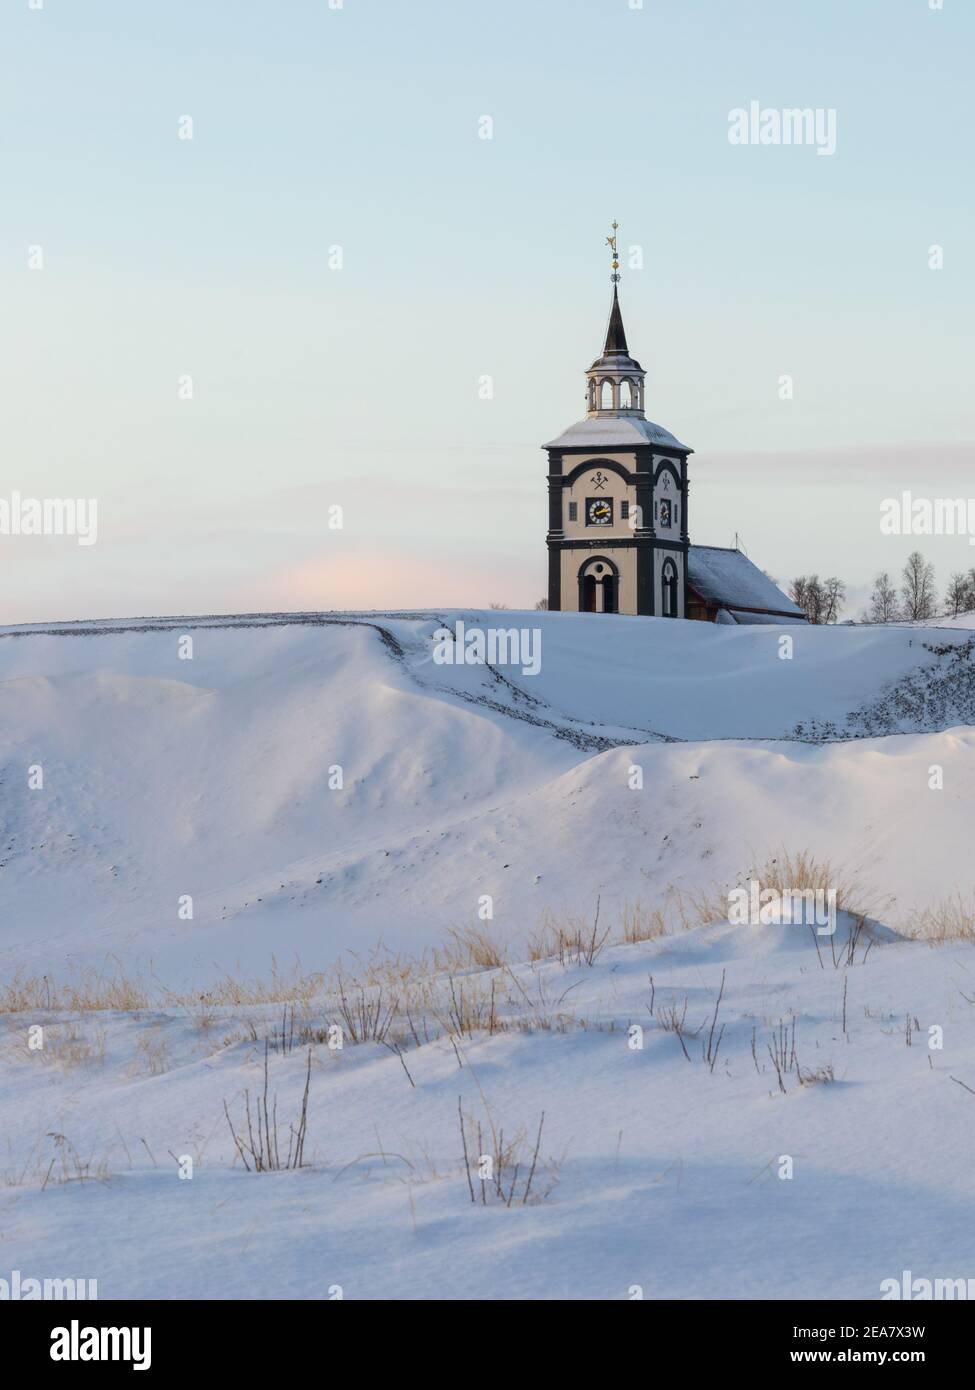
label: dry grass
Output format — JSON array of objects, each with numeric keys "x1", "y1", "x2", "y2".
[
  {"x1": 799, "y1": 1062, "x2": 836, "y2": 1086},
  {"x1": 44, "y1": 1022, "x2": 108, "y2": 1070},
  {"x1": 434, "y1": 925, "x2": 507, "y2": 972},
  {"x1": 173, "y1": 960, "x2": 326, "y2": 1008},
  {"x1": 0, "y1": 968, "x2": 149, "y2": 1015},
  {"x1": 902, "y1": 894, "x2": 975, "y2": 943},
  {"x1": 527, "y1": 900, "x2": 610, "y2": 966},
  {"x1": 132, "y1": 1026, "x2": 169, "y2": 1076},
  {"x1": 1, "y1": 1020, "x2": 107, "y2": 1071},
  {"x1": 0, "y1": 957, "x2": 328, "y2": 1017},
  {"x1": 620, "y1": 898, "x2": 674, "y2": 944},
  {"x1": 737, "y1": 849, "x2": 884, "y2": 924}
]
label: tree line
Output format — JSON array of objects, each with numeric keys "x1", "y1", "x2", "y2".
[{"x1": 789, "y1": 552, "x2": 975, "y2": 624}]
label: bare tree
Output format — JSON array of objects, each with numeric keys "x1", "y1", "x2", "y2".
[
  {"x1": 820, "y1": 577, "x2": 846, "y2": 625},
  {"x1": 790, "y1": 575, "x2": 821, "y2": 623},
  {"x1": 945, "y1": 572, "x2": 971, "y2": 617},
  {"x1": 790, "y1": 575, "x2": 845, "y2": 624},
  {"x1": 900, "y1": 551, "x2": 938, "y2": 621},
  {"x1": 867, "y1": 571, "x2": 900, "y2": 623},
  {"x1": 535, "y1": 598, "x2": 549, "y2": 610}
]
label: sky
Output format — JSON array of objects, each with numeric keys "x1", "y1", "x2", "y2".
[{"x1": 2, "y1": 0, "x2": 973, "y2": 623}]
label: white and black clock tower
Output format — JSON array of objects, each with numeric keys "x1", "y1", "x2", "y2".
[{"x1": 544, "y1": 228, "x2": 692, "y2": 618}]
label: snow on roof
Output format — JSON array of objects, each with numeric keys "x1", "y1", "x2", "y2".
[
  {"x1": 688, "y1": 546, "x2": 804, "y2": 618},
  {"x1": 544, "y1": 415, "x2": 691, "y2": 452},
  {"x1": 722, "y1": 607, "x2": 808, "y2": 626}
]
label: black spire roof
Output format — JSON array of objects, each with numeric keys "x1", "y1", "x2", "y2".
[{"x1": 603, "y1": 285, "x2": 629, "y2": 355}]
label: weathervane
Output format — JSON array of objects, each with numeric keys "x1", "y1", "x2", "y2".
[{"x1": 606, "y1": 220, "x2": 621, "y2": 284}]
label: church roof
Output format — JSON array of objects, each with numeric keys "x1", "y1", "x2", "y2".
[
  {"x1": 687, "y1": 546, "x2": 804, "y2": 619},
  {"x1": 603, "y1": 286, "x2": 629, "y2": 354},
  {"x1": 544, "y1": 415, "x2": 692, "y2": 452}
]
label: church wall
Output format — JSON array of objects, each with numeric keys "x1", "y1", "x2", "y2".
[
  {"x1": 559, "y1": 546, "x2": 638, "y2": 614},
  {"x1": 653, "y1": 545, "x2": 686, "y2": 619},
  {"x1": 652, "y1": 458, "x2": 683, "y2": 541},
  {"x1": 561, "y1": 455, "x2": 635, "y2": 541}
]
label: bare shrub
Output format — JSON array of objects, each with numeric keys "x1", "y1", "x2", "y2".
[
  {"x1": 223, "y1": 1043, "x2": 312, "y2": 1172},
  {"x1": 432, "y1": 974, "x2": 510, "y2": 1039},
  {"x1": 332, "y1": 976, "x2": 398, "y2": 1045},
  {"x1": 457, "y1": 1097, "x2": 557, "y2": 1207},
  {"x1": 527, "y1": 898, "x2": 610, "y2": 967},
  {"x1": 657, "y1": 996, "x2": 698, "y2": 1061},
  {"x1": 42, "y1": 1132, "x2": 111, "y2": 1188}
]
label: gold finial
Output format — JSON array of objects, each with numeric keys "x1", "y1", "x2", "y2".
[{"x1": 606, "y1": 220, "x2": 621, "y2": 283}]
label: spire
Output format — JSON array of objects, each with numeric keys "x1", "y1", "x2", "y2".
[
  {"x1": 602, "y1": 221, "x2": 628, "y2": 354},
  {"x1": 585, "y1": 220, "x2": 645, "y2": 417},
  {"x1": 604, "y1": 285, "x2": 628, "y2": 355}
]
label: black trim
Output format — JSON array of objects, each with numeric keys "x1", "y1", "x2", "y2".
[
  {"x1": 637, "y1": 545, "x2": 652, "y2": 615},
  {"x1": 578, "y1": 554, "x2": 621, "y2": 578},
  {"x1": 548, "y1": 546, "x2": 561, "y2": 611},
  {"x1": 554, "y1": 444, "x2": 693, "y2": 460},
  {"x1": 546, "y1": 450, "x2": 564, "y2": 540},
  {"x1": 653, "y1": 458, "x2": 682, "y2": 487},
  {"x1": 563, "y1": 456, "x2": 636, "y2": 488},
  {"x1": 556, "y1": 537, "x2": 639, "y2": 550}
]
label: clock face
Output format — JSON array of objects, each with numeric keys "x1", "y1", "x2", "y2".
[{"x1": 586, "y1": 498, "x2": 613, "y2": 527}]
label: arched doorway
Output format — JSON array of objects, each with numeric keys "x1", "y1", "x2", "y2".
[
  {"x1": 578, "y1": 557, "x2": 619, "y2": 614},
  {"x1": 662, "y1": 559, "x2": 678, "y2": 618}
]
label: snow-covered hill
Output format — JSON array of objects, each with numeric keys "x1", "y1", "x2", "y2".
[
  {"x1": 2, "y1": 915, "x2": 974, "y2": 1300},
  {"x1": 2, "y1": 610, "x2": 974, "y2": 1300},
  {"x1": 1, "y1": 610, "x2": 973, "y2": 983}
]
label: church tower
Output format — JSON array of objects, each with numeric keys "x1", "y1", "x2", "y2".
[{"x1": 544, "y1": 226, "x2": 693, "y2": 618}]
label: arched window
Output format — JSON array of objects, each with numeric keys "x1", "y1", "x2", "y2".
[
  {"x1": 578, "y1": 557, "x2": 619, "y2": 615},
  {"x1": 599, "y1": 379, "x2": 614, "y2": 410},
  {"x1": 620, "y1": 379, "x2": 634, "y2": 409},
  {"x1": 662, "y1": 560, "x2": 678, "y2": 618}
]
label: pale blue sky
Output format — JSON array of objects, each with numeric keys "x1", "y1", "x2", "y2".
[{"x1": 2, "y1": 0, "x2": 973, "y2": 621}]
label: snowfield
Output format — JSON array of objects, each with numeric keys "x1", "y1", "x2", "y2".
[{"x1": 1, "y1": 609, "x2": 975, "y2": 1300}]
